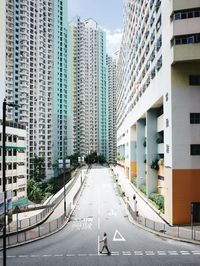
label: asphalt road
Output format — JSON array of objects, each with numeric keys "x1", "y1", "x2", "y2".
[{"x1": 1, "y1": 165, "x2": 200, "y2": 266}]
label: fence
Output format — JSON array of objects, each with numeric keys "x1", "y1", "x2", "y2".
[
  {"x1": 127, "y1": 202, "x2": 200, "y2": 242},
  {"x1": 0, "y1": 168, "x2": 88, "y2": 248},
  {"x1": 0, "y1": 168, "x2": 83, "y2": 235}
]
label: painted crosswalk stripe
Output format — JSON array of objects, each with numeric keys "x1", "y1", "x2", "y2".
[
  {"x1": 7, "y1": 255, "x2": 16, "y2": 258},
  {"x1": 122, "y1": 251, "x2": 131, "y2": 255},
  {"x1": 180, "y1": 251, "x2": 190, "y2": 255},
  {"x1": 145, "y1": 251, "x2": 155, "y2": 256},
  {"x1": 134, "y1": 251, "x2": 143, "y2": 255},
  {"x1": 168, "y1": 251, "x2": 178, "y2": 255},
  {"x1": 111, "y1": 252, "x2": 119, "y2": 256},
  {"x1": 66, "y1": 254, "x2": 75, "y2": 257},
  {"x1": 18, "y1": 255, "x2": 28, "y2": 258},
  {"x1": 30, "y1": 255, "x2": 40, "y2": 257},
  {"x1": 43, "y1": 255, "x2": 52, "y2": 257},
  {"x1": 157, "y1": 251, "x2": 166, "y2": 255},
  {"x1": 192, "y1": 251, "x2": 200, "y2": 255},
  {"x1": 54, "y1": 254, "x2": 63, "y2": 257},
  {"x1": 78, "y1": 254, "x2": 87, "y2": 256}
]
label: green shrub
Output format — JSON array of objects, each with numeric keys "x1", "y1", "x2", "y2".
[
  {"x1": 131, "y1": 177, "x2": 137, "y2": 186},
  {"x1": 150, "y1": 159, "x2": 159, "y2": 170},
  {"x1": 139, "y1": 184, "x2": 146, "y2": 195},
  {"x1": 149, "y1": 192, "x2": 164, "y2": 211}
]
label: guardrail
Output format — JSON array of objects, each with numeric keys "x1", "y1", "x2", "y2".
[
  {"x1": 110, "y1": 166, "x2": 200, "y2": 243},
  {"x1": 0, "y1": 167, "x2": 89, "y2": 249},
  {"x1": 0, "y1": 168, "x2": 86, "y2": 236},
  {"x1": 126, "y1": 202, "x2": 200, "y2": 242}
]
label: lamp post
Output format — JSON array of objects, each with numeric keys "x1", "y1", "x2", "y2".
[
  {"x1": 63, "y1": 137, "x2": 66, "y2": 217},
  {"x1": 2, "y1": 99, "x2": 19, "y2": 266}
]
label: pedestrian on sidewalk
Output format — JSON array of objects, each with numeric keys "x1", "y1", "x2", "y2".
[
  {"x1": 133, "y1": 194, "x2": 138, "y2": 216},
  {"x1": 99, "y1": 232, "x2": 111, "y2": 255}
]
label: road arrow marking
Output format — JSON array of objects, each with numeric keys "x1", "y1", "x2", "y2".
[
  {"x1": 108, "y1": 209, "x2": 117, "y2": 216},
  {"x1": 112, "y1": 229, "x2": 126, "y2": 241}
]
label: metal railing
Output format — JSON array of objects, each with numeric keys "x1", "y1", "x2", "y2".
[
  {"x1": 0, "y1": 168, "x2": 88, "y2": 249},
  {"x1": 126, "y1": 202, "x2": 200, "y2": 242},
  {"x1": 0, "y1": 168, "x2": 85, "y2": 236}
]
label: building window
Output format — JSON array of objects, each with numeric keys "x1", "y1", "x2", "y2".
[
  {"x1": 191, "y1": 145, "x2": 200, "y2": 155},
  {"x1": 190, "y1": 113, "x2": 200, "y2": 124},
  {"x1": 172, "y1": 34, "x2": 200, "y2": 46},
  {"x1": 189, "y1": 75, "x2": 200, "y2": 86},
  {"x1": 172, "y1": 8, "x2": 200, "y2": 21},
  {"x1": 166, "y1": 119, "x2": 169, "y2": 127}
]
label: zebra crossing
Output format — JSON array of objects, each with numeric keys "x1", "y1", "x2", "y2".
[{"x1": 2, "y1": 250, "x2": 200, "y2": 259}]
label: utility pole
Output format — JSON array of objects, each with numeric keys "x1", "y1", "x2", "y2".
[{"x1": 63, "y1": 137, "x2": 66, "y2": 217}]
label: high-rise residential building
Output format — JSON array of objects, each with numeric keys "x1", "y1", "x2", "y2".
[
  {"x1": 0, "y1": 0, "x2": 71, "y2": 179},
  {"x1": 69, "y1": 17, "x2": 108, "y2": 159},
  {"x1": 106, "y1": 54, "x2": 117, "y2": 163},
  {"x1": 52, "y1": 0, "x2": 72, "y2": 175},
  {"x1": 117, "y1": 0, "x2": 200, "y2": 225}
]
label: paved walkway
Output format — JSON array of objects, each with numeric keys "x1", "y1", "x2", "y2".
[{"x1": 112, "y1": 165, "x2": 165, "y2": 224}]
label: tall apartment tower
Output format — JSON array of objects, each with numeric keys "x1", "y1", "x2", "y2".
[
  {"x1": 0, "y1": 0, "x2": 70, "y2": 178},
  {"x1": 106, "y1": 54, "x2": 117, "y2": 163},
  {"x1": 117, "y1": 0, "x2": 200, "y2": 225},
  {"x1": 52, "y1": 0, "x2": 72, "y2": 173},
  {"x1": 69, "y1": 17, "x2": 108, "y2": 159}
]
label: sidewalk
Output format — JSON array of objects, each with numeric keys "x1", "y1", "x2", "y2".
[{"x1": 112, "y1": 165, "x2": 165, "y2": 224}]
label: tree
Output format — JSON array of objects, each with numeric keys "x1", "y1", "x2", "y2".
[
  {"x1": 27, "y1": 179, "x2": 43, "y2": 203},
  {"x1": 30, "y1": 156, "x2": 45, "y2": 182}
]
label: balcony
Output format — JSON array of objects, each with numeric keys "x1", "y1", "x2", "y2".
[
  {"x1": 172, "y1": 17, "x2": 200, "y2": 38},
  {"x1": 172, "y1": 0, "x2": 200, "y2": 12},
  {"x1": 171, "y1": 43, "x2": 200, "y2": 64}
]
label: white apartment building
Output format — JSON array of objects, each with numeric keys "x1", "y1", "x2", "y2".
[
  {"x1": 69, "y1": 17, "x2": 108, "y2": 159},
  {"x1": 106, "y1": 54, "x2": 117, "y2": 163},
  {"x1": 117, "y1": 0, "x2": 200, "y2": 225},
  {"x1": 0, "y1": 0, "x2": 54, "y2": 178},
  {"x1": 0, "y1": 122, "x2": 27, "y2": 202}
]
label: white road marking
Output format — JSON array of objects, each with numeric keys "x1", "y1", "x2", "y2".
[
  {"x1": 122, "y1": 251, "x2": 131, "y2": 255},
  {"x1": 6, "y1": 250, "x2": 200, "y2": 259},
  {"x1": 112, "y1": 229, "x2": 126, "y2": 241},
  {"x1": 145, "y1": 251, "x2": 155, "y2": 256},
  {"x1": 168, "y1": 251, "x2": 178, "y2": 255},
  {"x1": 98, "y1": 235, "x2": 100, "y2": 255},
  {"x1": 180, "y1": 251, "x2": 190, "y2": 255},
  {"x1": 157, "y1": 251, "x2": 167, "y2": 255},
  {"x1": 111, "y1": 251, "x2": 119, "y2": 256},
  {"x1": 108, "y1": 209, "x2": 117, "y2": 216},
  {"x1": 98, "y1": 217, "x2": 100, "y2": 230},
  {"x1": 134, "y1": 251, "x2": 143, "y2": 255}
]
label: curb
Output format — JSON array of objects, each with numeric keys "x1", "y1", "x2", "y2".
[
  {"x1": 119, "y1": 195, "x2": 200, "y2": 246},
  {"x1": 2, "y1": 172, "x2": 89, "y2": 250}
]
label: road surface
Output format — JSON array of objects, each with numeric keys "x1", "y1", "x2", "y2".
[{"x1": 1, "y1": 165, "x2": 200, "y2": 266}]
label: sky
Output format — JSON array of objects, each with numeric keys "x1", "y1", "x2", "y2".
[{"x1": 68, "y1": 0, "x2": 123, "y2": 55}]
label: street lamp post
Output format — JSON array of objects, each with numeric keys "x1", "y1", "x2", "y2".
[
  {"x1": 63, "y1": 137, "x2": 67, "y2": 217},
  {"x1": 2, "y1": 99, "x2": 19, "y2": 266}
]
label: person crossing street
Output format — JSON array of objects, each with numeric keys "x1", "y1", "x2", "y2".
[{"x1": 99, "y1": 232, "x2": 111, "y2": 255}]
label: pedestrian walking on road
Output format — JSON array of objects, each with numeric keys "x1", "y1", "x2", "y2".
[{"x1": 99, "y1": 233, "x2": 111, "y2": 255}]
